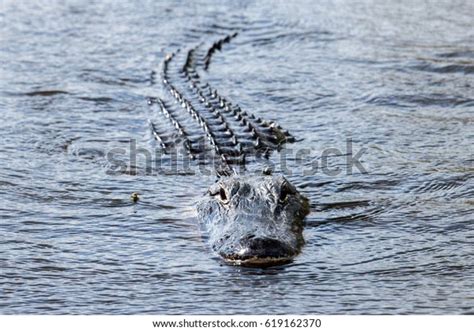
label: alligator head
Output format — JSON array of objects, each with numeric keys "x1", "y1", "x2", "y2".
[{"x1": 197, "y1": 175, "x2": 310, "y2": 267}]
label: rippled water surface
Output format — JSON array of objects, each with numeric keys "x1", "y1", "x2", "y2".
[{"x1": 1, "y1": 0, "x2": 473, "y2": 314}]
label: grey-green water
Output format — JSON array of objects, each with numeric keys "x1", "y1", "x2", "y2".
[{"x1": 1, "y1": 0, "x2": 473, "y2": 314}]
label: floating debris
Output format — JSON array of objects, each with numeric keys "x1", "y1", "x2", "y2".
[{"x1": 130, "y1": 192, "x2": 140, "y2": 203}]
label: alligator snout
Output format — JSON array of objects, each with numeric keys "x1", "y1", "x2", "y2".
[
  {"x1": 197, "y1": 175, "x2": 310, "y2": 267},
  {"x1": 222, "y1": 237, "x2": 296, "y2": 266}
]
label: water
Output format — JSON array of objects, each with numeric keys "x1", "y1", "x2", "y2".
[{"x1": 1, "y1": 0, "x2": 473, "y2": 314}]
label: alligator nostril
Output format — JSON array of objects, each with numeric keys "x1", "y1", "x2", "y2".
[
  {"x1": 243, "y1": 238, "x2": 294, "y2": 258},
  {"x1": 248, "y1": 238, "x2": 270, "y2": 250}
]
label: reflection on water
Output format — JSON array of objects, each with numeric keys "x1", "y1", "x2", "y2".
[{"x1": 0, "y1": 0, "x2": 473, "y2": 314}]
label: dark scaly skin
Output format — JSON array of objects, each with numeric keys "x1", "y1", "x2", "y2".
[
  {"x1": 150, "y1": 33, "x2": 310, "y2": 266},
  {"x1": 197, "y1": 175, "x2": 309, "y2": 266}
]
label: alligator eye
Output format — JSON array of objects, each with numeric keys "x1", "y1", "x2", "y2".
[
  {"x1": 219, "y1": 187, "x2": 228, "y2": 202},
  {"x1": 279, "y1": 188, "x2": 289, "y2": 203},
  {"x1": 279, "y1": 183, "x2": 295, "y2": 203}
]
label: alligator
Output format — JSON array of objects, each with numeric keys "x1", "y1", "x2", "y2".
[{"x1": 148, "y1": 33, "x2": 310, "y2": 266}]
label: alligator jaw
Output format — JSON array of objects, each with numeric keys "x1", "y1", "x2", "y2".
[{"x1": 223, "y1": 255, "x2": 295, "y2": 267}]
